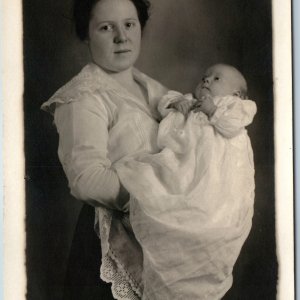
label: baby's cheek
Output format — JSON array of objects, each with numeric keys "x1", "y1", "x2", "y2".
[{"x1": 194, "y1": 84, "x2": 203, "y2": 99}]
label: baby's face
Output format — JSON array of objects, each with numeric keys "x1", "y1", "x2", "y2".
[{"x1": 195, "y1": 64, "x2": 244, "y2": 99}]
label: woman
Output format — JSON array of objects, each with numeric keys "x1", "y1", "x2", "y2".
[{"x1": 41, "y1": 0, "x2": 167, "y2": 299}]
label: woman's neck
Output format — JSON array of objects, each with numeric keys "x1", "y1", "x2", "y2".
[
  {"x1": 109, "y1": 67, "x2": 148, "y2": 103},
  {"x1": 94, "y1": 64, "x2": 147, "y2": 103},
  {"x1": 109, "y1": 68, "x2": 135, "y2": 89}
]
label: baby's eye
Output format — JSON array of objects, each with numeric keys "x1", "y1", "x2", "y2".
[
  {"x1": 100, "y1": 24, "x2": 114, "y2": 31},
  {"x1": 214, "y1": 77, "x2": 220, "y2": 81},
  {"x1": 125, "y1": 21, "x2": 136, "y2": 29},
  {"x1": 202, "y1": 77, "x2": 206, "y2": 82}
]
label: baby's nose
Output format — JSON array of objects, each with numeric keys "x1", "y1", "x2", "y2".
[{"x1": 202, "y1": 77, "x2": 210, "y2": 85}]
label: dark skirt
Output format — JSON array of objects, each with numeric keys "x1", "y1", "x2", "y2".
[{"x1": 63, "y1": 204, "x2": 115, "y2": 300}]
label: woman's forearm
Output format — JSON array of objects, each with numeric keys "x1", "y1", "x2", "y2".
[
  {"x1": 69, "y1": 163, "x2": 129, "y2": 210},
  {"x1": 54, "y1": 97, "x2": 128, "y2": 210}
]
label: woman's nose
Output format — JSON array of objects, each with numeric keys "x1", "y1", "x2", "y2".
[{"x1": 114, "y1": 26, "x2": 127, "y2": 44}]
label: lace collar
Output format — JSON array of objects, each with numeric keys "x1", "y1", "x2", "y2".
[{"x1": 41, "y1": 63, "x2": 164, "y2": 119}]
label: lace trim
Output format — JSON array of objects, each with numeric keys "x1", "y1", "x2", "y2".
[
  {"x1": 101, "y1": 253, "x2": 142, "y2": 300},
  {"x1": 95, "y1": 207, "x2": 143, "y2": 300},
  {"x1": 41, "y1": 63, "x2": 157, "y2": 116},
  {"x1": 95, "y1": 207, "x2": 112, "y2": 256}
]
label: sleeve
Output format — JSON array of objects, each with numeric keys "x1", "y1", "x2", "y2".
[
  {"x1": 54, "y1": 93, "x2": 129, "y2": 211},
  {"x1": 209, "y1": 96, "x2": 257, "y2": 138},
  {"x1": 158, "y1": 91, "x2": 195, "y2": 118}
]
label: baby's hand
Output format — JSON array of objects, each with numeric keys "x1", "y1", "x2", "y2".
[
  {"x1": 169, "y1": 98, "x2": 194, "y2": 118},
  {"x1": 193, "y1": 95, "x2": 217, "y2": 117}
]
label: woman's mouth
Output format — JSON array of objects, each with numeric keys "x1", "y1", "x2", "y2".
[{"x1": 114, "y1": 49, "x2": 131, "y2": 54}]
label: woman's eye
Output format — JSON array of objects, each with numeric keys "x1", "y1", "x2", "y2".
[
  {"x1": 100, "y1": 24, "x2": 113, "y2": 31},
  {"x1": 125, "y1": 22, "x2": 135, "y2": 29}
]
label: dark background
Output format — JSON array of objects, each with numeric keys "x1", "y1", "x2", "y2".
[{"x1": 24, "y1": 0, "x2": 277, "y2": 299}]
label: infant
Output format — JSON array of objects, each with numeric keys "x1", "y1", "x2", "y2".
[
  {"x1": 116, "y1": 64, "x2": 257, "y2": 300},
  {"x1": 169, "y1": 63, "x2": 248, "y2": 119}
]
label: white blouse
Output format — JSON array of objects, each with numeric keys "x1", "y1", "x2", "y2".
[
  {"x1": 42, "y1": 63, "x2": 168, "y2": 210},
  {"x1": 42, "y1": 63, "x2": 168, "y2": 300}
]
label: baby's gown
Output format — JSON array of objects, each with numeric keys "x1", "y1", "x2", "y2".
[{"x1": 115, "y1": 92, "x2": 257, "y2": 300}]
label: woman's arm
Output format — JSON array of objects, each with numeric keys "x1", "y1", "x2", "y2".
[
  {"x1": 209, "y1": 96, "x2": 257, "y2": 138},
  {"x1": 54, "y1": 94, "x2": 129, "y2": 211}
]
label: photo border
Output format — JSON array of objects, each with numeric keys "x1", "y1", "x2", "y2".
[
  {"x1": 292, "y1": 0, "x2": 299, "y2": 298},
  {"x1": 2, "y1": 0, "x2": 295, "y2": 299}
]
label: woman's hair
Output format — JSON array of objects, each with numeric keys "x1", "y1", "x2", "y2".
[{"x1": 73, "y1": 0, "x2": 151, "y2": 41}]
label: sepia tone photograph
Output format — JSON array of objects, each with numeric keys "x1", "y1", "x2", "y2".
[{"x1": 3, "y1": 0, "x2": 294, "y2": 299}]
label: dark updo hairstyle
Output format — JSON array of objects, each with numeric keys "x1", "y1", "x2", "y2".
[{"x1": 73, "y1": 0, "x2": 151, "y2": 41}]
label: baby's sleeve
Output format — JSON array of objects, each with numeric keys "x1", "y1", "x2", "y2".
[
  {"x1": 209, "y1": 96, "x2": 257, "y2": 138},
  {"x1": 158, "y1": 91, "x2": 194, "y2": 118}
]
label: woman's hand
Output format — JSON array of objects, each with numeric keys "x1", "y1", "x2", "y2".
[{"x1": 193, "y1": 95, "x2": 217, "y2": 117}]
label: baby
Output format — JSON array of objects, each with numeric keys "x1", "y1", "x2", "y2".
[
  {"x1": 168, "y1": 63, "x2": 248, "y2": 119},
  {"x1": 116, "y1": 64, "x2": 257, "y2": 300}
]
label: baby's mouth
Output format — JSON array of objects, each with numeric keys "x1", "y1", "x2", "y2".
[{"x1": 198, "y1": 87, "x2": 211, "y2": 97}]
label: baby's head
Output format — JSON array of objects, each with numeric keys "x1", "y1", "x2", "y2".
[{"x1": 195, "y1": 64, "x2": 247, "y2": 99}]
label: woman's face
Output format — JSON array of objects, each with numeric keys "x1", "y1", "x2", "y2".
[{"x1": 88, "y1": 0, "x2": 142, "y2": 73}]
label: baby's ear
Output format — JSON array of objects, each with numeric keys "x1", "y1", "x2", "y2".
[{"x1": 233, "y1": 90, "x2": 246, "y2": 99}]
